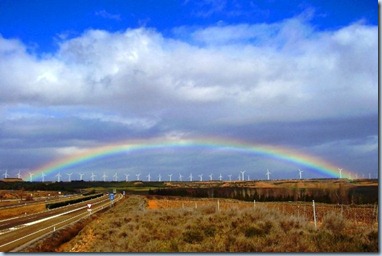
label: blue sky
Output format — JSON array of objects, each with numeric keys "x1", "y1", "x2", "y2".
[{"x1": 0, "y1": 0, "x2": 378, "y2": 181}]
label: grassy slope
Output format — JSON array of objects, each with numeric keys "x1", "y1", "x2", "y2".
[{"x1": 58, "y1": 196, "x2": 378, "y2": 253}]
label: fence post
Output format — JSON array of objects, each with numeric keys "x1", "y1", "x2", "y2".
[
  {"x1": 341, "y1": 204, "x2": 343, "y2": 217},
  {"x1": 312, "y1": 200, "x2": 317, "y2": 229}
]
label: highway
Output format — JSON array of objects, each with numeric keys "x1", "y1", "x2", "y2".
[{"x1": 0, "y1": 193, "x2": 123, "y2": 252}]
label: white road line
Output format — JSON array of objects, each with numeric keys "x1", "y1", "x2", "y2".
[{"x1": 23, "y1": 205, "x2": 87, "y2": 226}]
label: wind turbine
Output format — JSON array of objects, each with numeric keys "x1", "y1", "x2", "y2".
[
  {"x1": 298, "y1": 169, "x2": 303, "y2": 180},
  {"x1": 266, "y1": 169, "x2": 271, "y2": 180},
  {"x1": 124, "y1": 174, "x2": 130, "y2": 182},
  {"x1": 3, "y1": 170, "x2": 8, "y2": 179},
  {"x1": 168, "y1": 174, "x2": 173, "y2": 182},
  {"x1": 209, "y1": 174, "x2": 213, "y2": 181},
  {"x1": 198, "y1": 174, "x2": 203, "y2": 182},
  {"x1": 240, "y1": 171, "x2": 246, "y2": 181},
  {"x1": 338, "y1": 168, "x2": 342, "y2": 179},
  {"x1": 247, "y1": 174, "x2": 250, "y2": 181},
  {"x1": 189, "y1": 173, "x2": 193, "y2": 182},
  {"x1": 79, "y1": 173, "x2": 84, "y2": 180},
  {"x1": 158, "y1": 174, "x2": 162, "y2": 182},
  {"x1": 179, "y1": 173, "x2": 183, "y2": 181},
  {"x1": 113, "y1": 172, "x2": 118, "y2": 182},
  {"x1": 219, "y1": 173, "x2": 222, "y2": 181},
  {"x1": 17, "y1": 170, "x2": 21, "y2": 179},
  {"x1": 56, "y1": 172, "x2": 62, "y2": 182},
  {"x1": 29, "y1": 172, "x2": 34, "y2": 182},
  {"x1": 41, "y1": 172, "x2": 46, "y2": 182},
  {"x1": 147, "y1": 173, "x2": 151, "y2": 182},
  {"x1": 228, "y1": 174, "x2": 232, "y2": 181},
  {"x1": 136, "y1": 173, "x2": 141, "y2": 180},
  {"x1": 102, "y1": 172, "x2": 107, "y2": 182},
  {"x1": 237, "y1": 174, "x2": 241, "y2": 181},
  {"x1": 67, "y1": 173, "x2": 73, "y2": 182},
  {"x1": 90, "y1": 172, "x2": 96, "y2": 182}
]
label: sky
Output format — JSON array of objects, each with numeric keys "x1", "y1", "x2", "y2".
[{"x1": 0, "y1": 0, "x2": 378, "y2": 182}]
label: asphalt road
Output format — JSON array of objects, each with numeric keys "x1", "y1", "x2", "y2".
[{"x1": 0, "y1": 193, "x2": 123, "y2": 252}]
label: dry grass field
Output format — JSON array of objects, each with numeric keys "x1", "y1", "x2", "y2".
[
  {"x1": 147, "y1": 197, "x2": 377, "y2": 226},
  {"x1": 56, "y1": 195, "x2": 378, "y2": 253},
  {"x1": 0, "y1": 203, "x2": 46, "y2": 219}
]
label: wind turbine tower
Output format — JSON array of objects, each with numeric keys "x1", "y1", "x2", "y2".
[
  {"x1": 158, "y1": 174, "x2": 162, "y2": 182},
  {"x1": 90, "y1": 172, "x2": 96, "y2": 182},
  {"x1": 67, "y1": 173, "x2": 73, "y2": 182},
  {"x1": 136, "y1": 173, "x2": 141, "y2": 180},
  {"x1": 179, "y1": 173, "x2": 183, "y2": 181},
  {"x1": 168, "y1": 174, "x2": 173, "y2": 182},
  {"x1": 266, "y1": 169, "x2": 271, "y2": 180},
  {"x1": 3, "y1": 170, "x2": 8, "y2": 179},
  {"x1": 17, "y1": 170, "x2": 21, "y2": 179},
  {"x1": 189, "y1": 173, "x2": 193, "y2": 182},
  {"x1": 219, "y1": 173, "x2": 222, "y2": 181},
  {"x1": 338, "y1": 168, "x2": 342, "y2": 179},
  {"x1": 29, "y1": 172, "x2": 34, "y2": 182},
  {"x1": 209, "y1": 174, "x2": 213, "y2": 181},
  {"x1": 228, "y1": 174, "x2": 232, "y2": 181},
  {"x1": 79, "y1": 173, "x2": 84, "y2": 180},
  {"x1": 147, "y1": 173, "x2": 151, "y2": 182},
  {"x1": 102, "y1": 172, "x2": 107, "y2": 182},
  {"x1": 56, "y1": 172, "x2": 62, "y2": 182},
  {"x1": 198, "y1": 174, "x2": 203, "y2": 181},
  {"x1": 240, "y1": 171, "x2": 246, "y2": 181},
  {"x1": 125, "y1": 174, "x2": 130, "y2": 182},
  {"x1": 298, "y1": 169, "x2": 303, "y2": 180},
  {"x1": 41, "y1": 172, "x2": 46, "y2": 182},
  {"x1": 113, "y1": 172, "x2": 118, "y2": 182}
]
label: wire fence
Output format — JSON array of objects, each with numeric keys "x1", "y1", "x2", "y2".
[{"x1": 148, "y1": 197, "x2": 378, "y2": 226}]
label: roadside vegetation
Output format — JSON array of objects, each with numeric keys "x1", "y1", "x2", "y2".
[{"x1": 58, "y1": 195, "x2": 378, "y2": 253}]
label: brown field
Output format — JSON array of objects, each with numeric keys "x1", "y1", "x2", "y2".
[
  {"x1": 147, "y1": 197, "x2": 377, "y2": 226},
  {"x1": 0, "y1": 203, "x2": 46, "y2": 219},
  {"x1": 52, "y1": 195, "x2": 377, "y2": 253}
]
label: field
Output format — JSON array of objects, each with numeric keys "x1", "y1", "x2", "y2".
[
  {"x1": 53, "y1": 195, "x2": 378, "y2": 253},
  {"x1": 147, "y1": 196, "x2": 378, "y2": 226}
]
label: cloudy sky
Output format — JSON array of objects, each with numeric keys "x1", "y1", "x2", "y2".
[{"x1": 0, "y1": 0, "x2": 378, "y2": 181}]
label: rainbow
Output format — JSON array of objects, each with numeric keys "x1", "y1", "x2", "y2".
[{"x1": 25, "y1": 137, "x2": 354, "y2": 180}]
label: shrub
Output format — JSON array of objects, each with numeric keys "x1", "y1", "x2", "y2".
[
  {"x1": 183, "y1": 229, "x2": 204, "y2": 244},
  {"x1": 321, "y1": 212, "x2": 346, "y2": 233}
]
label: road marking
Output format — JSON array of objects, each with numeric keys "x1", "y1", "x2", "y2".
[{"x1": 23, "y1": 206, "x2": 87, "y2": 226}]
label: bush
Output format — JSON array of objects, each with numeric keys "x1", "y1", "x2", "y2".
[
  {"x1": 183, "y1": 229, "x2": 204, "y2": 244},
  {"x1": 321, "y1": 212, "x2": 346, "y2": 233}
]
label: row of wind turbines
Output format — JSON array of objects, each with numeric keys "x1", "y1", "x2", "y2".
[{"x1": 2, "y1": 168, "x2": 373, "y2": 182}]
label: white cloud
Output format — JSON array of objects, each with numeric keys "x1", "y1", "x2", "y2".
[
  {"x1": 95, "y1": 10, "x2": 121, "y2": 21},
  {"x1": 0, "y1": 18, "x2": 377, "y2": 127}
]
